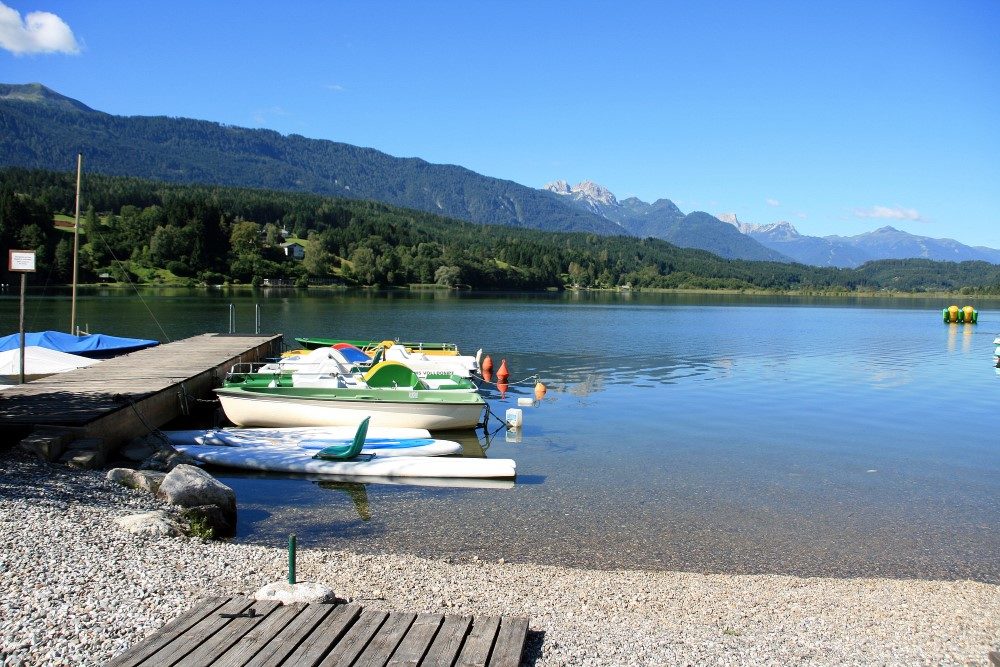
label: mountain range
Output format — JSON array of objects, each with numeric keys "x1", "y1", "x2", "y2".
[
  {"x1": 717, "y1": 214, "x2": 1000, "y2": 267},
  {"x1": 2, "y1": 82, "x2": 997, "y2": 267}
]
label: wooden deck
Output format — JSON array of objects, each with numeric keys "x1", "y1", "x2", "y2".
[
  {"x1": 0, "y1": 333, "x2": 282, "y2": 444},
  {"x1": 107, "y1": 597, "x2": 529, "y2": 667}
]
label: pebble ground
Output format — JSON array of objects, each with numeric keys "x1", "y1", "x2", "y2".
[{"x1": 1, "y1": 449, "x2": 998, "y2": 666}]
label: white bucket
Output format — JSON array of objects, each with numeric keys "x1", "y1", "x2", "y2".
[{"x1": 505, "y1": 408, "x2": 523, "y2": 428}]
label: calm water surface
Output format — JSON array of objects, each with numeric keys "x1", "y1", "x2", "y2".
[{"x1": 4, "y1": 288, "x2": 999, "y2": 582}]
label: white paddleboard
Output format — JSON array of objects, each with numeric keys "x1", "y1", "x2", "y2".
[
  {"x1": 173, "y1": 444, "x2": 515, "y2": 480},
  {"x1": 163, "y1": 427, "x2": 461, "y2": 457}
]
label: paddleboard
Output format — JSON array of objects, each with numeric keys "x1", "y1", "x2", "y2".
[
  {"x1": 162, "y1": 427, "x2": 462, "y2": 457},
  {"x1": 173, "y1": 444, "x2": 515, "y2": 480}
]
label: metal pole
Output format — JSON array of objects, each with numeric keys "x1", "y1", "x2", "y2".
[
  {"x1": 70, "y1": 153, "x2": 82, "y2": 334},
  {"x1": 18, "y1": 273, "x2": 26, "y2": 384},
  {"x1": 288, "y1": 534, "x2": 296, "y2": 585},
  {"x1": 229, "y1": 304, "x2": 235, "y2": 333},
  {"x1": 255, "y1": 303, "x2": 260, "y2": 334}
]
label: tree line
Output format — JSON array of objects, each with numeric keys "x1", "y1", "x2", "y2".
[{"x1": 2, "y1": 167, "x2": 1000, "y2": 293}]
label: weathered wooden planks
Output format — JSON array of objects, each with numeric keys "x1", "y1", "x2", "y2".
[
  {"x1": 0, "y1": 333, "x2": 281, "y2": 444},
  {"x1": 109, "y1": 597, "x2": 530, "y2": 666}
]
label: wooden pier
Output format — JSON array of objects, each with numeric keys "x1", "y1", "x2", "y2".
[
  {"x1": 0, "y1": 333, "x2": 282, "y2": 447},
  {"x1": 107, "y1": 597, "x2": 529, "y2": 667}
]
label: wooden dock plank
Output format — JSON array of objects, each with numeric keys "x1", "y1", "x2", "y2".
[
  {"x1": 421, "y1": 615, "x2": 472, "y2": 667},
  {"x1": 104, "y1": 597, "x2": 229, "y2": 667},
  {"x1": 316, "y1": 608, "x2": 389, "y2": 667},
  {"x1": 108, "y1": 599, "x2": 529, "y2": 667},
  {"x1": 277, "y1": 604, "x2": 362, "y2": 667},
  {"x1": 454, "y1": 615, "x2": 501, "y2": 667},
  {"x1": 487, "y1": 617, "x2": 529, "y2": 667},
  {"x1": 0, "y1": 333, "x2": 282, "y2": 443},
  {"x1": 173, "y1": 600, "x2": 281, "y2": 667},
  {"x1": 210, "y1": 603, "x2": 305, "y2": 667},
  {"x1": 386, "y1": 613, "x2": 443, "y2": 667},
  {"x1": 352, "y1": 611, "x2": 416, "y2": 667},
  {"x1": 143, "y1": 597, "x2": 256, "y2": 666}
]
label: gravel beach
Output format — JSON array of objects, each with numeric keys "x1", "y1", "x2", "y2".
[{"x1": 1, "y1": 449, "x2": 997, "y2": 666}]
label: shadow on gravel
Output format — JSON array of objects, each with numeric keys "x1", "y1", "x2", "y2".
[{"x1": 522, "y1": 629, "x2": 545, "y2": 666}]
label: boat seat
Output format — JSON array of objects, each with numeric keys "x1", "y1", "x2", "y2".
[{"x1": 312, "y1": 417, "x2": 370, "y2": 460}]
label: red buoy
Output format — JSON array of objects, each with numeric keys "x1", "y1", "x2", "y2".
[
  {"x1": 482, "y1": 369, "x2": 492, "y2": 383},
  {"x1": 496, "y1": 358, "x2": 509, "y2": 382},
  {"x1": 481, "y1": 355, "x2": 493, "y2": 373},
  {"x1": 497, "y1": 380, "x2": 509, "y2": 398}
]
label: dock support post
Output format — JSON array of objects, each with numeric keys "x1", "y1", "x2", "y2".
[{"x1": 288, "y1": 534, "x2": 296, "y2": 585}]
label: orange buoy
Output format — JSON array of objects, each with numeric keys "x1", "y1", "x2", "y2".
[
  {"x1": 497, "y1": 380, "x2": 509, "y2": 398},
  {"x1": 482, "y1": 369, "x2": 492, "y2": 383},
  {"x1": 481, "y1": 355, "x2": 493, "y2": 373},
  {"x1": 534, "y1": 382, "x2": 547, "y2": 401},
  {"x1": 496, "y1": 358, "x2": 509, "y2": 382}
]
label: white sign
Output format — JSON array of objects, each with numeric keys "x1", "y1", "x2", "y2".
[{"x1": 8, "y1": 250, "x2": 36, "y2": 272}]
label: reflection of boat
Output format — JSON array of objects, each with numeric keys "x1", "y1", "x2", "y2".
[
  {"x1": 317, "y1": 481, "x2": 371, "y2": 521},
  {"x1": 173, "y1": 442, "x2": 515, "y2": 479},
  {"x1": 215, "y1": 384, "x2": 487, "y2": 430},
  {"x1": 296, "y1": 337, "x2": 462, "y2": 356},
  {"x1": 0, "y1": 330, "x2": 158, "y2": 358},
  {"x1": 164, "y1": 426, "x2": 463, "y2": 457}
]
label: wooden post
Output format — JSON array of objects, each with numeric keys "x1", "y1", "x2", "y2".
[
  {"x1": 70, "y1": 152, "x2": 82, "y2": 334},
  {"x1": 18, "y1": 272, "x2": 26, "y2": 384}
]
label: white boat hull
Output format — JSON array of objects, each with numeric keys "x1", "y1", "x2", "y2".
[
  {"x1": 174, "y1": 444, "x2": 515, "y2": 479},
  {"x1": 163, "y1": 427, "x2": 462, "y2": 457},
  {"x1": 215, "y1": 389, "x2": 486, "y2": 430}
]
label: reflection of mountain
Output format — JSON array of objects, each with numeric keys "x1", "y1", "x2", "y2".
[
  {"x1": 316, "y1": 481, "x2": 371, "y2": 521},
  {"x1": 567, "y1": 373, "x2": 605, "y2": 398}
]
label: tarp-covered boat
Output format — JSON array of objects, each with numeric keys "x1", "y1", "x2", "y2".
[
  {"x1": 0, "y1": 331, "x2": 159, "y2": 357},
  {"x1": 0, "y1": 346, "x2": 99, "y2": 382}
]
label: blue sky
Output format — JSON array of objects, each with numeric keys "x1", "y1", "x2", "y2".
[{"x1": 2, "y1": 1, "x2": 998, "y2": 246}]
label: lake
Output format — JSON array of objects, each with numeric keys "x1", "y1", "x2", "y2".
[{"x1": 3, "y1": 287, "x2": 999, "y2": 582}]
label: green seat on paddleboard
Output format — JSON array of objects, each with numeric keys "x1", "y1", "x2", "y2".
[{"x1": 312, "y1": 417, "x2": 370, "y2": 460}]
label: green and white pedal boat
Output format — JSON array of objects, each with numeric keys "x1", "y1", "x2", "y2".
[{"x1": 214, "y1": 383, "x2": 487, "y2": 430}]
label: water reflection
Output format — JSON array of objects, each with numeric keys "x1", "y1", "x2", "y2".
[{"x1": 945, "y1": 323, "x2": 976, "y2": 353}]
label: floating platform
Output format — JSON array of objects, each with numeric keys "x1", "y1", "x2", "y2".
[
  {"x1": 106, "y1": 596, "x2": 529, "y2": 667},
  {"x1": 0, "y1": 333, "x2": 282, "y2": 446}
]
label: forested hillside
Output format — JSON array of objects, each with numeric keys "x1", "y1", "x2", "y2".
[
  {"x1": 2, "y1": 167, "x2": 1000, "y2": 294},
  {"x1": 0, "y1": 83, "x2": 620, "y2": 235}
]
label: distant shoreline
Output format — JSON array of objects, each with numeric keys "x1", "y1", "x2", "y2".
[{"x1": 14, "y1": 282, "x2": 1000, "y2": 300}]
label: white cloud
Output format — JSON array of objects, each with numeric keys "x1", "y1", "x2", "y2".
[
  {"x1": 854, "y1": 205, "x2": 923, "y2": 221},
  {"x1": 0, "y1": 2, "x2": 79, "y2": 55},
  {"x1": 766, "y1": 198, "x2": 780, "y2": 207},
  {"x1": 324, "y1": 84, "x2": 345, "y2": 92}
]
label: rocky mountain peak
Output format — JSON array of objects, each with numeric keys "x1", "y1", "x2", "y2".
[
  {"x1": 544, "y1": 179, "x2": 618, "y2": 207},
  {"x1": 543, "y1": 179, "x2": 572, "y2": 195},
  {"x1": 719, "y1": 213, "x2": 801, "y2": 239}
]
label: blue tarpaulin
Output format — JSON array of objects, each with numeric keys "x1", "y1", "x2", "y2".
[{"x1": 0, "y1": 331, "x2": 159, "y2": 358}]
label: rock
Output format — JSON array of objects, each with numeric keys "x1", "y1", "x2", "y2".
[
  {"x1": 17, "y1": 428, "x2": 75, "y2": 462},
  {"x1": 140, "y1": 449, "x2": 198, "y2": 472},
  {"x1": 120, "y1": 436, "x2": 164, "y2": 462},
  {"x1": 182, "y1": 504, "x2": 235, "y2": 538},
  {"x1": 115, "y1": 510, "x2": 183, "y2": 538},
  {"x1": 106, "y1": 468, "x2": 167, "y2": 494},
  {"x1": 253, "y1": 581, "x2": 338, "y2": 605},
  {"x1": 60, "y1": 449, "x2": 106, "y2": 470},
  {"x1": 157, "y1": 464, "x2": 236, "y2": 528},
  {"x1": 66, "y1": 437, "x2": 114, "y2": 457}
]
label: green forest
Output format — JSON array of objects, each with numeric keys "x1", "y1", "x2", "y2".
[{"x1": 2, "y1": 167, "x2": 1000, "y2": 293}]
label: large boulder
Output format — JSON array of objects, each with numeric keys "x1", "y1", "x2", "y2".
[
  {"x1": 182, "y1": 504, "x2": 236, "y2": 538},
  {"x1": 115, "y1": 510, "x2": 183, "y2": 538},
  {"x1": 157, "y1": 464, "x2": 236, "y2": 532}
]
